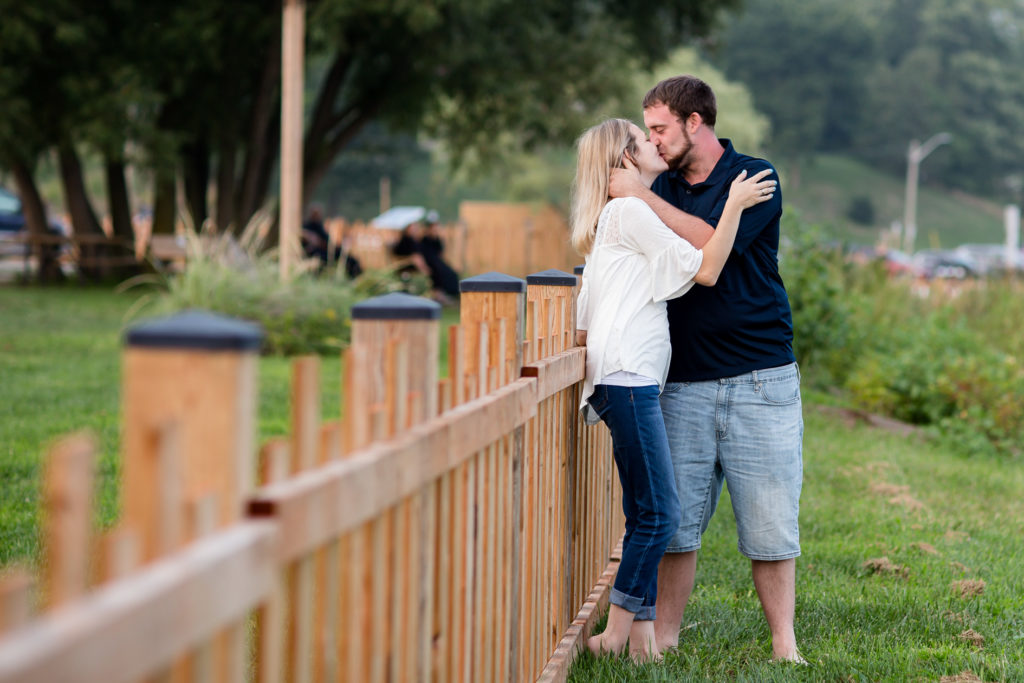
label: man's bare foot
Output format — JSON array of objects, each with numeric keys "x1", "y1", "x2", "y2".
[
  {"x1": 654, "y1": 633, "x2": 678, "y2": 653},
  {"x1": 771, "y1": 648, "x2": 808, "y2": 665}
]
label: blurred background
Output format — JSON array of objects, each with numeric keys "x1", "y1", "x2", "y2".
[{"x1": 2, "y1": 0, "x2": 1022, "y2": 283}]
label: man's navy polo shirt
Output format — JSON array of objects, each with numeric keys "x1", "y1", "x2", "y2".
[{"x1": 651, "y1": 139, "x2": 795, "y2": 382}]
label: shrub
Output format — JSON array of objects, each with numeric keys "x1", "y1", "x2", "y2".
[
  {"x1": 845, "y1": 195, "x2": 876, "y2": 225},
  {"x1": 780, "y1": 218, "x2": 860, "y2": 388}
]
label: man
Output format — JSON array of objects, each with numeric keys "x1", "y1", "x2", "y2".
[
  {"x1": 302, "y1": 205, "x2": 362, "y2": 278},
  {"x1": 609, "y1": 75, "x2": 804, "y2": 663}
]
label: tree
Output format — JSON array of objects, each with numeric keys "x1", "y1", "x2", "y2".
[
  {"x1": 2, "y1": 0, "x2": 740, "y2": 265},
  {"x1": 710, "y1": 0, "x2": 1024, "y2": 201}
]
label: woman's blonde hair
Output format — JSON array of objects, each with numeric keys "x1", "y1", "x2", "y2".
[{"x1": 569, "y1": 118, "x2": 638, "y2": 255}]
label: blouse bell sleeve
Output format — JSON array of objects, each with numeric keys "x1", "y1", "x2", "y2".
[{"x1": 620, "y1": 198, "x2": 704, "y2": 302}]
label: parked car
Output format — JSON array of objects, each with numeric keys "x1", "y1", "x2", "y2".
[
  {"x1": 0, "y1": 186, "x2": 68, "y2": 262},
  {"x1": 953, "y1": 243, "x2": 1024, "y2": 276},
  {"x1": 912, "y1": 249, "x2": 978, "y2": 280},
  {"x1": 880, "y1": 248, "x2": 921, "y2": 277},
  {"x1": 0, "y1": 187, "x2": 29, "y2": 257}
]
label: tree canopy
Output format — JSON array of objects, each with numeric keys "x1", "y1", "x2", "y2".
[
  {"x1": 0, "y1": 0, "x2": 739, "y2": 280},
  {"x1": 713, "y1": 0, "x2": 1024, "y2": 200}
]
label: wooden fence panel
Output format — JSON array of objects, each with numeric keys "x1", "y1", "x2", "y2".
[{"x1": 0, "y1": 269, "x2": 622, "y2": 683}]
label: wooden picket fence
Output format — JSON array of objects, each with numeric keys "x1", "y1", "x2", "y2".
[{"x1": 0, "y1": 268, "x2": 623, "y2": 683}]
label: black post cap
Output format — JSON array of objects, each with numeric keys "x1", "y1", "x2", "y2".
[
  {"x1": 525, "y1": 269, "x2": 577, "y2": 287},
  {"x1": 124, "y1": 310, "x2": 264, "y2": 351},
  {"x1": 459, "y1": 272, "x2": 527, "y2": 293},
  {"x1": 351, "y1": 292, "x2": 441, "y2": 320}
]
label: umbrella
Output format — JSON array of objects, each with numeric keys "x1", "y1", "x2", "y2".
[{"x1": 370, "y1": 206, "x2": 426, "y2": 230}]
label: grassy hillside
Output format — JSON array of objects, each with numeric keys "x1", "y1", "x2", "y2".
[{"x1": 778, "y1": 154, "x2": 1006, "y2": 249}]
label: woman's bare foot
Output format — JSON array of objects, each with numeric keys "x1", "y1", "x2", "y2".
[
  {"x1": 629, "y1": 620, "x2": 660, "y2": 663},
  {"x1": 587, "y1": 604, "x2": 634, "y2": 657}
]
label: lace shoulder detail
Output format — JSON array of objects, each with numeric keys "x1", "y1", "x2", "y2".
[{"x1": 594, "y1": 199, "x2": 624, "y2": 247}]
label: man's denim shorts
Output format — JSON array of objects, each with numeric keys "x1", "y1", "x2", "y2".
[{"x1": 659, "y1": 362, "x2": 803, "y2": 560}]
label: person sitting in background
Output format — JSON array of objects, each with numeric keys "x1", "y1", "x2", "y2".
[
  {"x1": 390, "y1": 211, "x2": 459, "y2": 305},
  {"x1": 302, "y1": 205, "x2": 362, "y2": 278}
]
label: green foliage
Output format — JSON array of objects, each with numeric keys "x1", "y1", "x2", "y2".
[
  {"x1": 712, "y1": 0, "x2": 1024, "y2": 202},
  {"x1": 779, "y1": 215, "x2": 860, "y2": 387},
  {"x1": 845, "y1": 195, "x2": 875, "y2": 225},
  {"x1": 781, "y1": 211, "x2": 1024, "y2": 459}
]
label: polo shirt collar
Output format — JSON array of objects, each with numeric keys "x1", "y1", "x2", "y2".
[{"x1": 666, "y1": 139, "x2": 737, "y2": 188}]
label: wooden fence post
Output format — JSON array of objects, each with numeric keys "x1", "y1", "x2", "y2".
[
  {"x1": 458, "y1": 272, "x2": 526, "y2": 683},
  {"x1": 350, "y1": 292, "x2": 440, "y2": 683},
  {"x1": 121, "y1": 311, "x2": 263, "y2": 681},
  {"x1": 121, "y1": 311, "x2": 264, "y2": 563},
  {"x1": 523, "y1": 268, "x2": 578, "y2": 680}
]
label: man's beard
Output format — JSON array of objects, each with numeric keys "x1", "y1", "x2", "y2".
[{"x1": 664, "y1": 128, "x2": 694, "y2": 172}]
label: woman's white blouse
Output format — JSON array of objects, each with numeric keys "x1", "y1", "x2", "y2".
[{"x1": 576, "y1": 197, "x2": 704, "y2": 423}]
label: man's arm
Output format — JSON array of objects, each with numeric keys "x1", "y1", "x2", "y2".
[{"x1": 609, "y1": 168, "x2": 715, "y2": 248}]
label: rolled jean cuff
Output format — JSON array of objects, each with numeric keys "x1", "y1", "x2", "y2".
[
  {"x1": 609, "y1": 587, "x2": 644, "y2": 615},
  {"x1": 634, "y1": 605, "x2": 656, "y2": 621}
]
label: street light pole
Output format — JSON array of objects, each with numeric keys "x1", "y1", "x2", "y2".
[{"x1": 902, "y1": 132, "x2": 952, "y2": 254}]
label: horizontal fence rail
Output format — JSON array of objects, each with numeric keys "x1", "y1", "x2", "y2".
[{"x1": 0, "y1": 269, "x2": 622, "y2": 683}]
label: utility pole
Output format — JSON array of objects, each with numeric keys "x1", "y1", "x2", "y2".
[
  {"x1": 902, "y1": 133, "x2": 951, "y2": 254},
  {"x1": 280, "y1": 0, "x2": 305, "y2": 281}
]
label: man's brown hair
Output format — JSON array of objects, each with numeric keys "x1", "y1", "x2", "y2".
[{"x1": 642, "y1": 75, "x2": 717, "y2": 128}]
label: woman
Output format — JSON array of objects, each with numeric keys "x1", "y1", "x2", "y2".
[{"x1": 572, "y1": 119, "x2": 774, "y2": 660}]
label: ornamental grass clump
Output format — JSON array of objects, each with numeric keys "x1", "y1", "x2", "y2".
[{"x1": 123, "y1": 210, "x2": 424, "y2": 355}]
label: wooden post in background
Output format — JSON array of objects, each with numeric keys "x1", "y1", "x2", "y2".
[
  {"x1": 279, "y1": 0, "x2": 305, "y2": 280},
  {"x1": 121, "y1": 311, "x2": 263, "y2": 563},
  {"x1": 350, "y1": 292, "x2": 441, "y2": 683}
]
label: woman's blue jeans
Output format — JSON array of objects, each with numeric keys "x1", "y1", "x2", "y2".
[{"x1": 588, "y1": 383, "x2": 681, "y2": 621}]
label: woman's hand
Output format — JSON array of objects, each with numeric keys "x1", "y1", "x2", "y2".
[{"x1": 726, "y1": 168, "x2": 776, "y2": 209}]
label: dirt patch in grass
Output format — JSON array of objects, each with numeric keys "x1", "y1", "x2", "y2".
[
  {"x1": 863, "y1": 556, "x2": 908, "y2": 577},
  {"x1": 911, "y1": 542, "x2": 938, "y2": 554},
  {"x1": 949, "y1": 561, "x2": 972, "y2": 574},
  {"x1": 939, "y1": 672, "x2": 983, "y2": 683},
  {"x1": 943, "y1": 610, "x2": 968, "y2": 624},
  {"x1": 951, "y1": 579, "x2": 986, "y2": 598},
  {"x1": 888, "y1": 493, "x2": 925, "y2": 511},
  {"x1": 869, "y1": 481, "x2": 925, "y2": 511},
  {"x1": 957, "y1": 629, "x2": 985, "y2": 648},
  {"x1": 870, "y1": 482, "x2": 907, "y2": 496},
  {"x1": 813, "y1": 405, "x2": 922, "y2": 437}
]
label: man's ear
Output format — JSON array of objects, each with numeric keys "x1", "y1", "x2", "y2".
[{"x1": 686, "y1": 112, "x2": 703, "y2": 133}]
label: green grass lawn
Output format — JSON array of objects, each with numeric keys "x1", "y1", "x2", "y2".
[
  {"x1": 569, "y1": 397, "x2": 1024, "y2": 681},
  {"x1": 0, "y1": 285, "x2": 459, "y2": 567},
  {"x1": 3, "y1": 287, "x2": 1022, "y2": 681}
]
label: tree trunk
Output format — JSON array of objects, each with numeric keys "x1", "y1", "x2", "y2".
[
  {"x1": 59, "y1": 141, "x2": 121, "y2": 281},
  {"x1": 183, "y1": 137, "x2": 210, "y2": 231},
  {"x1": 9, "y1": 156, "x2": 63, "y2": 284},
  {"x1": 151, "y1": 170, "x2": 177, "y2": 237},
  {"x1": 105, "y1": 158, "x2": 134, "y2": 242},
  {"x1": 237, "y1": 26, "x2": 281, "y2": 234},
  {"x1": 216, "y1": 138, "x2": 237, "y2": 232}
]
